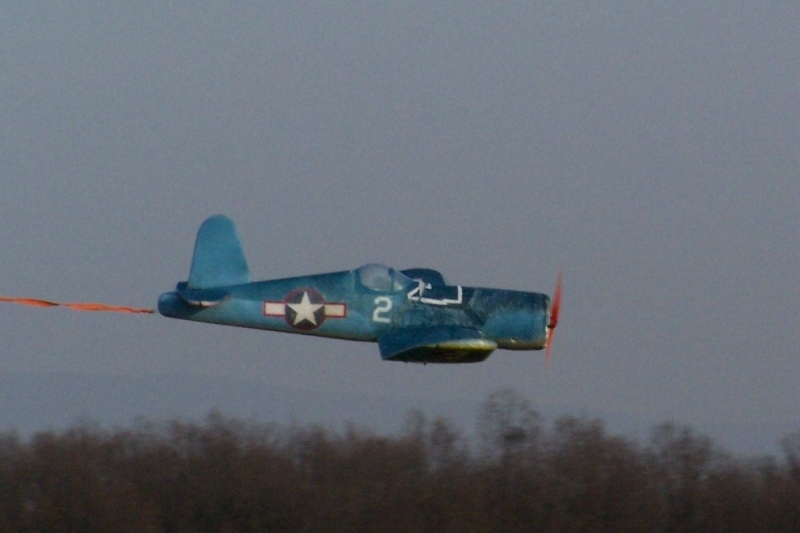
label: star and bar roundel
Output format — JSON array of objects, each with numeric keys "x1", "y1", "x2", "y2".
[{"x1": 263, "y1": 289, "x2": 347, "y2": 331}]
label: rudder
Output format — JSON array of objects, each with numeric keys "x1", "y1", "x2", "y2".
[{"x1": 187, "y1": 215, "x2": 251, "y2": 289}]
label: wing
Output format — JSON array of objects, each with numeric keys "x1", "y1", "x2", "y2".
[
  {"x1": 400, "y1": 268, "x2": 447, "y2": 286},
  {"x1": 378, "y1": 326, "x2": 497, "y2": 364}
]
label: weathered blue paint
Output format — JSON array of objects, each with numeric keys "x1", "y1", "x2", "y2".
[{"x1": 158, "y1": 215, "x2": 555, "y2": 364}]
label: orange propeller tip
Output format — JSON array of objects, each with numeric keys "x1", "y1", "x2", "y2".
[{"x1": 545, "y1": 269, "x2": 562, "y2": 366}]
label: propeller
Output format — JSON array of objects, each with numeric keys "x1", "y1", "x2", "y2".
[{"x1": 545, "y1": 269, "x2": 562, "y2": 367}]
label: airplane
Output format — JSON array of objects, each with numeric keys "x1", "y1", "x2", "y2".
[{"x1": 158, "y1": 215, "x2": 562, "y2": 364}]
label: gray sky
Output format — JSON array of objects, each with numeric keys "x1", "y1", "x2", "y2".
[{"x1": 1, "y1": 2, "x2": 798, "y2": 454}]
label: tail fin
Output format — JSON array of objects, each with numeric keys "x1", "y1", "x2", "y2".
[{"x1": 186, "y1": 215, "x2": 251, "y2": 289}]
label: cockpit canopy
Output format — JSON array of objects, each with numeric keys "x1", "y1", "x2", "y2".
[{"x1": 356, "y1": 264, "x2": 412, "y2": 292}]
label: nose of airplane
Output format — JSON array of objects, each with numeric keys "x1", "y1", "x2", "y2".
[{"x1": 545, "y1": 270, "x2": 563, "y2": 366}]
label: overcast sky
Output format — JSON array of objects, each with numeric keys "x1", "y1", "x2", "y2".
[{"x1": 1, "y1": 2, "x2": 797, "y2": 454}]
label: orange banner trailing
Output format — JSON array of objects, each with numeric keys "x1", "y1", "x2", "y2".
[{"x1": 0, "y1": 296, "x2": 154, "y2": 314}]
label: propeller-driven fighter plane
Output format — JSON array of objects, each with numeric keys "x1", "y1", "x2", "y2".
[{"x1": 158, "y1": 215, "x2": 562, "y2": 364}]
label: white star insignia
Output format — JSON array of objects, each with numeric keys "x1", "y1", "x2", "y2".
[{"x1": 286, "y1": 291, "x2": 323, "y2": 326}]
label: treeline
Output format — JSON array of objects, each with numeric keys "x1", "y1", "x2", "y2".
[{"x1": 0, "y1": 390, "x2": 798, "y2": 533}]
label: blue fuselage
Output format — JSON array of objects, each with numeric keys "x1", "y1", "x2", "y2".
[{"x1": 158, "y1": 267, "x2": 549, "y2": 351}]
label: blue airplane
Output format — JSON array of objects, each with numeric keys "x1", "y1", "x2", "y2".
[{"x1": 158, "y1": 215, "x2": 562, "y2": 364}]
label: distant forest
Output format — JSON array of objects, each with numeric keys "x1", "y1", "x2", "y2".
[{"x1": 0, "y1": 390, "x2": 797, "y2": 532}]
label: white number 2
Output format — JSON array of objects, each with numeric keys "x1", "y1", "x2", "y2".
[{"x1": 372, "y1": 297, "x2": 392, "y2": 323}]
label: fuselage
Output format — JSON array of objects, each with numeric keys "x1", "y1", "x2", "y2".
[{"x1": 158, "y1": 264, "x2": 550, "y2": 350}]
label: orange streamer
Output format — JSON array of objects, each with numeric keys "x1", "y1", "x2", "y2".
[{"x1": 0, "y1": 296, "x2": 154, "y2": 314}]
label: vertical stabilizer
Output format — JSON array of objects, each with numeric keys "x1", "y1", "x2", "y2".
[{"x1": 187, "y1": 215, "x2": 251, "y2": 289}]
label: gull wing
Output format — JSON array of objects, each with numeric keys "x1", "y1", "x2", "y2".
[
  {"x1": 378, "y1": 326, "x2": 497, "y2": 364},
  {"x1": 400, "y1": 268, "x2": 447, "y2": 286}
]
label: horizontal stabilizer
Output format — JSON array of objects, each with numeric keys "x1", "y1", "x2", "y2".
[
  {"x1": 177, "y1": 288, "x2": 231, "y2": 308},
  {"x1": 187, "y1": 215, "x2": 251, "y2": 289},
  {"x1": 379, "y1": 326, "x2": 496, "y2": 364}
]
